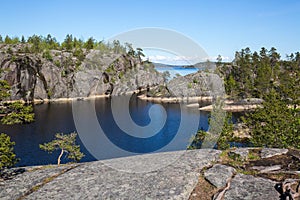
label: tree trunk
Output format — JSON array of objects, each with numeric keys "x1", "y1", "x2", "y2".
[{"x1": 57, "y1": 148, "x2": 64, "y2": 166}]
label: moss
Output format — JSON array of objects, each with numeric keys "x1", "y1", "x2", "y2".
[{"x1": 54, "y1": 60, "x2": 60, "y2": 67}]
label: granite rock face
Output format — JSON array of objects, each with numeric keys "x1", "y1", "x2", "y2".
[
  {"x1": 0, "y1": 44, "x2": 164, "y2": 101},
  {"x1": 167, "y1": 72, "x2": 224, "y2": 97},
  {"x1": 0, "y1": 149, "x2": 290, "y2": 199},
  {"x1": 0, "y1": 149, "x2": 221, "y2": 200}
]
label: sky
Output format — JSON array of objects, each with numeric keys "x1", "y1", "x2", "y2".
[{"x1": 1, "y1": 0, "x2": 300, "y2": 63}]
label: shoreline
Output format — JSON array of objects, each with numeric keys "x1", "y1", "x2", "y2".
[
  {"x1": 137, "y1": 94, "x2": 213, "y2": 103},
  {"x1": 1, "y1": 94, "x2": 110, "y2": 105},
  {"x1": 137, "y1": 94, "x2": 265, "y2": 112}
]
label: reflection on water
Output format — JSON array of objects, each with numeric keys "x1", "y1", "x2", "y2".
[{"x1": 0, "y1": 97, "x2": 211, "y2": 167}]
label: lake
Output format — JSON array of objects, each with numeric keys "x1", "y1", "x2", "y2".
[
  {"x1": 0, "y1": 96, "x2": 213, "y2": 167},
  {"x1": 155, "y1": 66, "x2": 199, "y2": 79}
]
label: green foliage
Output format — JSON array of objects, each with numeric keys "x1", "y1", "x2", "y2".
[
  {"x1": 1, "y1": 102, "x2": 35, "y2": 125},
  {"x1": 244, "y1": 89, "x2": 300, "y2": 148},
  {"x1": 0, "y1": 80, "x2": 10, "y2": 100},
  {"x1": 42, "y1": 49, "x2": 53, "y2": 61},
  {"x1": 27, "y1": 35, "x2": 43, "y2": 53},
  {"x1": 73, "y1": 48, "x2": 85, "y2": 61},
  {"x1": 62, "y1": 34, "x2": 73, "y2": 51},
  {"x1": 84, "y1": 37, "x2": 95, "y2": 50},
  {"x1": 54, "y1": 60, "x2": 60, "y2": 67},
  {"x1": 0, "y1": 133, "x2": 18, "y2": 169},
  {"x1": 188, "y1": 100, "x2": 234, "y2": 150},
  {"x1": 7, "y1": 47, "x2": 13, "y2": 54},
  {"x1": 221, "y1": 47, "x2": 299, "y2": 101},
  {"x1": 40, "y1": 132, "x2": 84, "y2": 165},
  {"x1": 175, "y1": 73, "x2": 181, "y2": 77},
  {"x1": 0, "y1": 79, "x2": 35, "y2": 125}
]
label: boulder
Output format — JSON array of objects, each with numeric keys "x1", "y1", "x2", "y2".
[
  {"x1": 224, "y1": 174, "x2": 279, "y2": 200},
  {"x1": 204, "y1": 164, "x2": 236, "y2": 188}
]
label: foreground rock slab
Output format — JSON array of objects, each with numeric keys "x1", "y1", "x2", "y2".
[
  {"x1": 224, "y1": 174, "x2": 279, "y2": 200},
  {"x1": 1, "y1": 149, "x2": 221, "y2": 200},
  {"x1": 0, "y1": 165, "x2": 77, "y2": 200}
]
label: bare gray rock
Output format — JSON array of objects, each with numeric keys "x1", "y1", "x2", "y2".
[
  {"x1": 204, "y1": 164, "x2": 236, "y2": 188},
  {"x1": 251, "y1": 165, "x2": 282, "y2": 173},
  {"x1": 0, "y1": 149, "x2": 221, "y2": 200},
  {"x1": 0, "y1": 45, "x2": 164, "y2": 101},
  {"x1": 166, "y1": 72, "x2": 224, "y2": 98},
  {"x1": 224, "y1": 174, "x2": 279, "y2": 200},
  {"x1": 0, "y1": 165, "x2": 76, "y2": 200},
  {"x1": 261, "y1": 148, "x2": 288, "y2": 158}
]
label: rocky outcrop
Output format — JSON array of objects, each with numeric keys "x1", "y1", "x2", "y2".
[
  {"x1": 146, "y1": 71, "x2": 224, "y2": 98},
  {"x1": 0, "y1": 149, "x2": 221, "y2": 200},
  {"x1": 0, "y1": 44, "x2": 164, "y2": 101},
  {"x1": 2, "y1": 148, "x2": 300, "y2": 199}
]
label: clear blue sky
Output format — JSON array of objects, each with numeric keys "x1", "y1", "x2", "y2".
[{"x1": 1, "y1": 0, "x2": 300, "y2": 62}]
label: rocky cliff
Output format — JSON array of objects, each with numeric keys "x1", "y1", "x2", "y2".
[
  {"x1": 147, "y1": 71, "x2": 224, "y2": 98},
  {"x1": 0, "y1": 44, "x2": 163, "y2": 101}
]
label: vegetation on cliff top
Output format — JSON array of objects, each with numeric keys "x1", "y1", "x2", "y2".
[{"x1": 190, "y1": 47, "x2": 299, "y2": 150}]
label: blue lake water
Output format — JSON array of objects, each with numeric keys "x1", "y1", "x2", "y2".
[{"x1": 0, "y1": 96, "x2": 213, "y2": 167}]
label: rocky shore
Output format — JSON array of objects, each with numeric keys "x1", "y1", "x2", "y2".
[{"x1": 1, "y1": 148, "x2": 299, "y2": 200}]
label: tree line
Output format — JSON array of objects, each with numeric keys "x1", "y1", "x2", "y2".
[
  {"x1": 0, "y1": 34, "x2": 127, "y2": 54},
  {"x1": 191, "y1": 47, "x2": 299, "y2": 150}
]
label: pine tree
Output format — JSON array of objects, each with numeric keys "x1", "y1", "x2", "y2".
[
  {"x1": 244, "y1": 89, "x2": 300, "y2": 148},
  {"x1": 40, "y1": 132, "x2": 84, "y2": 165},
  {"x1": 0, "y1": 133, "x2": 18, "y2": 169}
]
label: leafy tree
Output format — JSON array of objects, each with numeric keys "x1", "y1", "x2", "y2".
[
  {"x1": 84, "y1": 37, "x2": 95, "y2": 50},
  {"x1": 225, "y1": 75, "x2": 237, "y2": 98},
  {"x1": 62, "y1": 34, "x2": 73, "y2": 51},
  {"x1": 0, "y1": 80, "x2": 34, "y2": 125},
  {"x1": 112, "y1": 40, "x2": 126, "y2": 53},
  {"x1": 27, "y1": 35, "x2": 42, "y2": 53},
  {"x1": 0, "y1": 35, "x2": 3, "y2": 43},
  {"x1": 125, "y1": 43, "x2": 135, "y2": 56},
  {"x1": 40, "y1": 132, "x2": 84, "y2": 165},
  {"x1": 244, "y1": 89, "x2": 300, "y2": 148},
  {"x1": 0, "y1": 133, "x2": 18, "y2": 169},
  {"x1": 1, "y1": 102, "x2": 34, "y2": 125},
  {"x1": 0, "y1": 80, "x2": 10, "y2": 100},
  {"x1": 21, "y1": 35, "x2": 26, "y2": 43},
  {"x1": 4, "y1": 35, "x2": 12, "y2": 44},
  {"x1": 45, "y1": 34, "x2": 59, "y2": 49}
]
